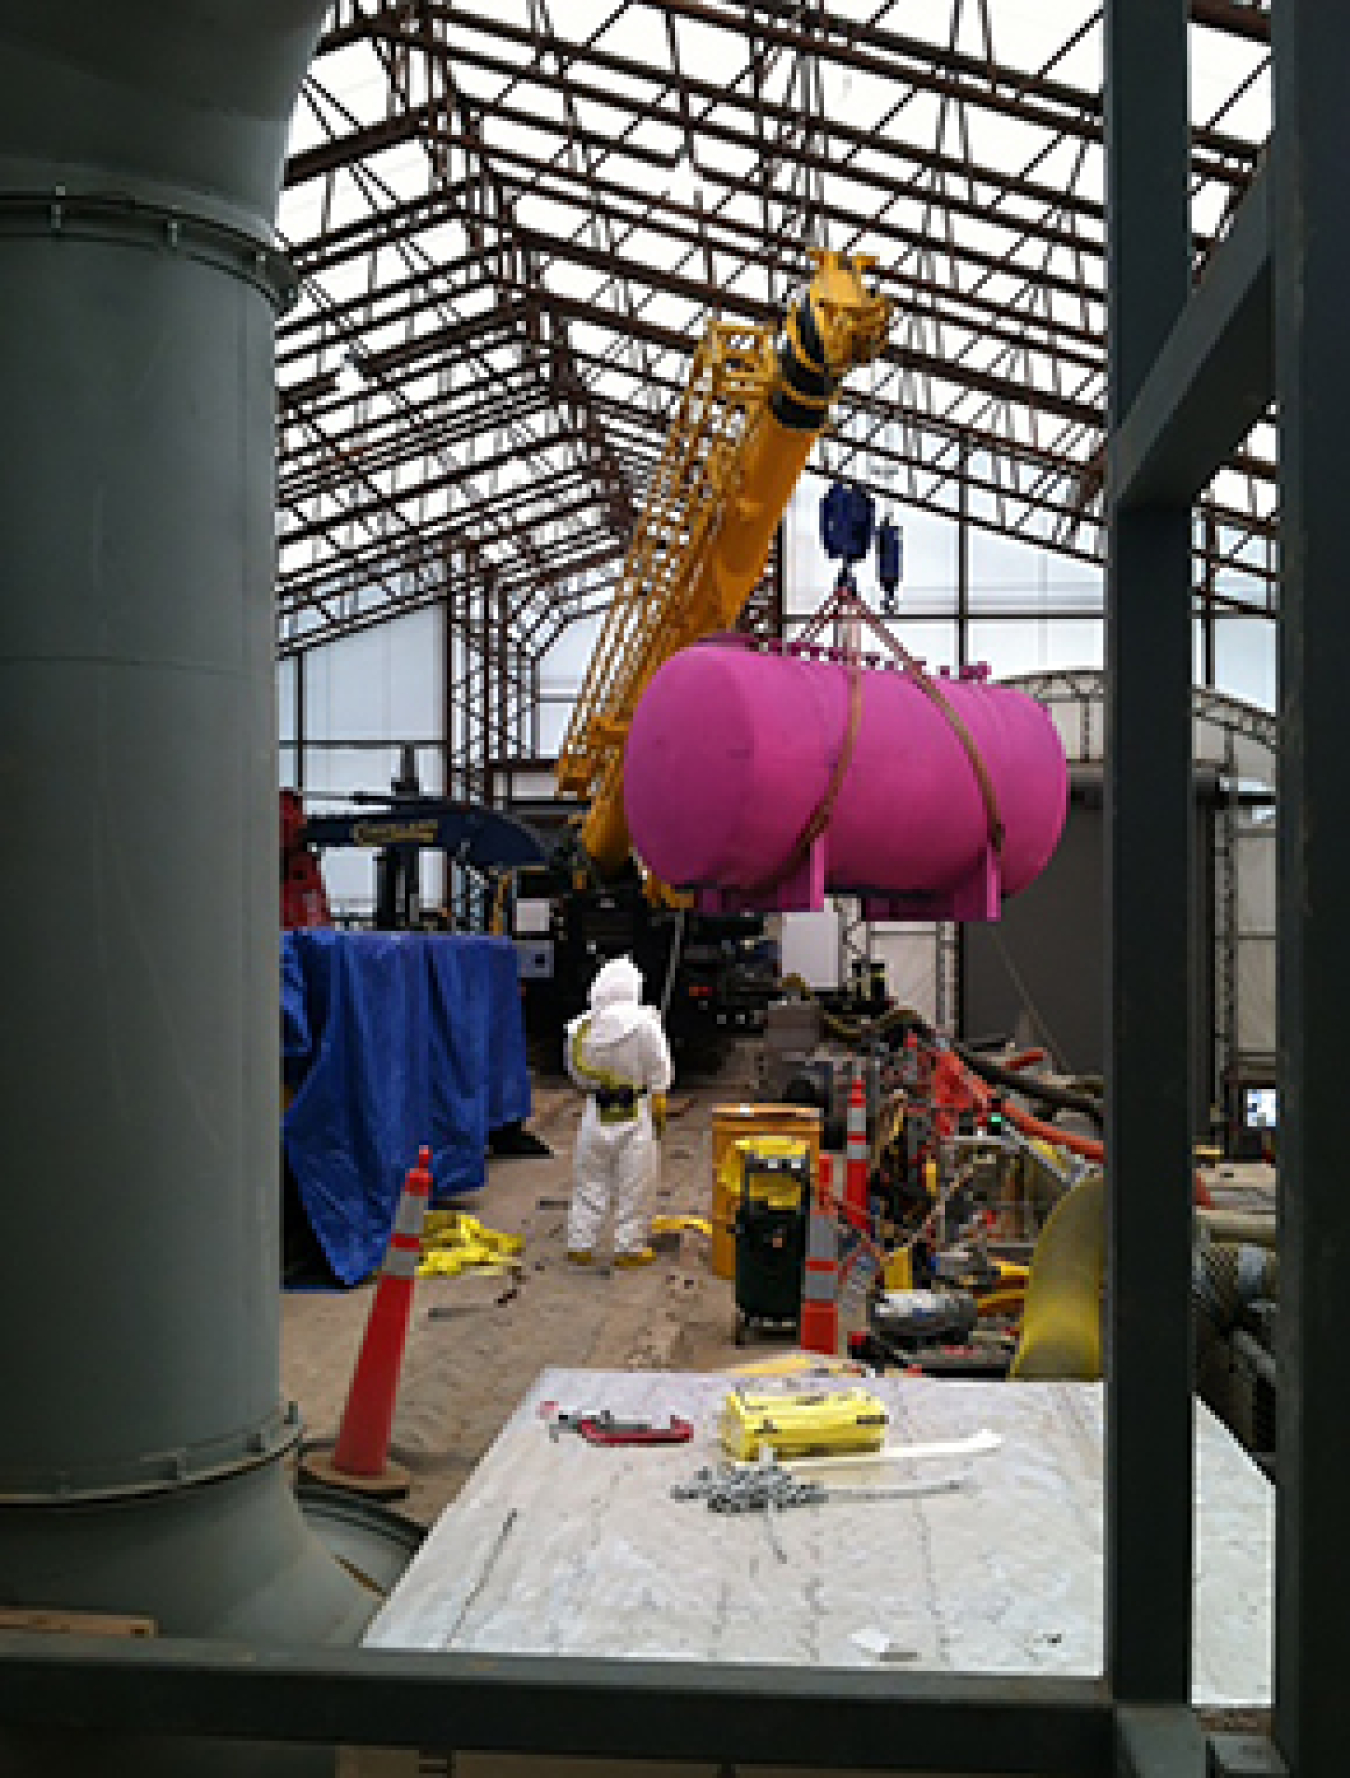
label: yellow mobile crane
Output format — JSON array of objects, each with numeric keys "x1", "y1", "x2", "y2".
[
  {"x1": 521, "y1": 250, "x2": 889, "y2": 1062},
  {"x1": 556, "y1": 249, "x2": 890, "y2": 874}
]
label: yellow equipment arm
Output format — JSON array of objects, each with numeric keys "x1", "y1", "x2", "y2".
[{"x1": 555, "y1": 249, "x2": 890, "y2": 876}]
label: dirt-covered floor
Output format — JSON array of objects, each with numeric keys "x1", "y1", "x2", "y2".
[
  {"x1": 288, "y1": 1049, "x2": 1273, "y2": 1776},
  {"x1": 283, "y1": 1044, "x2": 783, "y2": 1527},
  {"x1": 291, "y1": 1045, "x2": 875, "y2": 1774}
]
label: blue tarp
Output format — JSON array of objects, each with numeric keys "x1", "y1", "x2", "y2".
[{"x1": 282, "y1": 929, "x2": 531, "y2": 1286}]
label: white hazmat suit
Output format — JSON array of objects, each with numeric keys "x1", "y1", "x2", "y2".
[{"x1": 565, "y1": 956, "x2": 674, "y2": 1261}]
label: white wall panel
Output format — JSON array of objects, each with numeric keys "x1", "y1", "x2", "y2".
[
  {"x1": 969, "y1": 618, "x2": 1104, "y2": 679},
  {"x1": 780, "y1": 910, "x2": 842, "y2": 989},
  {"x1": 537, "y1": 704, "x2": 571, "y2": 758},
  {"x1": 302, "y1": 606, "x2": 443, "y2": 743},
  {"x1": 1214, "y1": 618, "x2": 1276, "y2": 713},
  {"x1": 1236, "y1": 941, "x2": 1276, "y2": 1056},
  {"x1": 870, "y1": 925, "x2": 939, "y2": 1024},
  {"x1": 1236, "y1": 826, "x2": 1276, "y2": 934},
  {"x1": 277, "y1": 610, "x2": 449, "y2": 918}
]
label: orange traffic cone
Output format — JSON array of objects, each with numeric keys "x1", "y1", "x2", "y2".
[
  {"x1": 843, "y1": 1064, "x2": 870, "y2": 1232},
  {"x1": 302, "y1": 1146, "x2": 433, "y2": 1500},
  {"x1": 799, "y1": 1153, "x2": 841, "y2": 1356}
]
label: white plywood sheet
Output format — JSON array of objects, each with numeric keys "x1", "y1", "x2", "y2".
[{"x1": 366, "y1": 1370, "x2": 1271, "y2": 1711}]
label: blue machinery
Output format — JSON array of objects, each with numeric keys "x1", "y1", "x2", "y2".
[{"x1": 0, "y1": 5, "x2": 1342, "y2": 1776}]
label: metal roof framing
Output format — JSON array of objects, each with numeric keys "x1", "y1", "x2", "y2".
[{"x1": 276, "y1": 0, "x2": 1275, "y2": 666}]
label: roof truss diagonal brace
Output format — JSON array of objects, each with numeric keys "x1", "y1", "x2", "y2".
[{"x1": 1110, "y1": 163, "x2": 1272, "y2": 510}]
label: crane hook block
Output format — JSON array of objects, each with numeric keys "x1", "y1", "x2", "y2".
[
  {"x1": 820, "y1": 480, "x2": 874, "y2": 565},
  {"x1": 876, "y1": 518, "x2": 903, "y2": 596}
]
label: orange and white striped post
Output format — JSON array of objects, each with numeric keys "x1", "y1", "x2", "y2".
[
  {"x1": 301, "y1": 1145, "x2": 433, "y2": 1500},
  {"x1": 799, "y1": 1153, "x2": 841, "y2": 1355},
  {"x1": 844, "y1": 1064, "x2": 870, "y2": 1232}
]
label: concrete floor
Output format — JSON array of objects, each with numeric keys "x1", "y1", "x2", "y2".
[
  {"x1": 288, "y1": 1050, "x2": 1274, "y2": 1775},
  {"x1": 283, "y1": 1049, "x2": 768, "y2": 1527},
  {"x1": 288, "y1": 1044, "x2": 881, "y2": 1773}
]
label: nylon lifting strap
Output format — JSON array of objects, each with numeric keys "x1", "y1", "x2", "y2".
[
  {"x1": 898, "y1": 644, "x2": 1005, "y2": 856},
  {"x1": 747, "y1": 654, "x2": 865, "y2": 898},
  {"x1": 749, "y1": 643, "x2": 1004, "y2": 899}
]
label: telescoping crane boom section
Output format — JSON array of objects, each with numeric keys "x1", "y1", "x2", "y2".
[{"x1": 554, "y1": 250, "x2": 890, "y2": 877}]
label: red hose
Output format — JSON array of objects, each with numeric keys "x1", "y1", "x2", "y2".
[
  {"x1": 1005, "y1": 1104, "x2": 1103, "y2": 1162},
  {"x1": 1003, "y1": 1048, "x2": 1048, "y2": 1072},
  {"x1": 1004, "y1": 1104, "x2": 1214, "y2": 1206}
]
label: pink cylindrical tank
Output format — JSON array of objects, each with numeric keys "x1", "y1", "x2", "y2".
[{"x1": 623, "y1": 642, "x2": 1068, "y2": 920}]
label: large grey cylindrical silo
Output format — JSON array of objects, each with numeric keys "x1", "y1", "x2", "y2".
[{"x1": 0, "y1": 0, "x2": 371, "y2": 1686}]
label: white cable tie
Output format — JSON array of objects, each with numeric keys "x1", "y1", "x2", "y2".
[{"x1": 782, "y1": 1427, "x2": 1001, "y2": 1472}]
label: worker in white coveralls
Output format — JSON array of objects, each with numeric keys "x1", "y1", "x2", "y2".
[{"x1": 565, "y1": 956, "x2": 673, "y2": 1267}]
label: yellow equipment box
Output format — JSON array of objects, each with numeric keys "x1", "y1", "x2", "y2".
[
  {"x1": 719, "y1": 1386, "x2": 889, "y2": 1462},
  {"x1": 710, "y1": 1105, "x2": 822, "y2": 1279},
  {"x1": 734, "y1": 1138, "x2": 811, "y2": 1211}
]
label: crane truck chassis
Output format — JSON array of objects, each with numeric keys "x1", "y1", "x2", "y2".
[{"x1": 512, "y1": 863, "x2": 778, "y2": 1073}]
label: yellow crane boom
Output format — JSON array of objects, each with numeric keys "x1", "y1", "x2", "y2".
[{"x1": 555, "y1": 249, "x2": 890, "y2": 876}]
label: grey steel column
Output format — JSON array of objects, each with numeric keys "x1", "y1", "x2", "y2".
[
  {"x1": 0, "y1": 0, "x2": 367, "y2": 1656},
  {"x1": 1272, "y1": 4, "x2": 1350, "y2": 1769},
  {"x1": 1103, "y1": 0, "x2": 1195, "y2": 1705}
]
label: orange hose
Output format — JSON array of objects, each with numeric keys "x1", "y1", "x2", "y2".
[
  {"x1": 1003, "y1": 1104, "x2": 1214, "y2": 1206},
  {"x1": 1005, "y1": 1104, "x2": 1103, "y2": 1162},
  {"x1": 1003, "y1": 1048, "x2": 1048, "y2": 1072}
]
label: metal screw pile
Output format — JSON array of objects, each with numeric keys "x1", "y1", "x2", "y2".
[{"x1": 671, "y1": 1464, "x2": 826, "y2": 1513}]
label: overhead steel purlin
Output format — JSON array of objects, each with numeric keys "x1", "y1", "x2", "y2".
[
  {"x1": 275, "y1": 0, "x2": 1277, "y2": 684},
  {"x1": 270, "y1": 0, "x2": 1276, "y2": 907}
]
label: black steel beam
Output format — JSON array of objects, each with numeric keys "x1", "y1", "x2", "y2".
[
  {"x1": 286, "y1": 106, "x2": 422, "y2": 185},
  {"x1": 283, "y1": 143, "x2": 1106, "y2": 372},
  {"x1": 1271, "y1": 4, "x2": 1350, "y2": 1773},
  {"x1": 0, "y1": 1637, "x2": 1114, "y2": 1772},
  {"x1": 278, "y1": 536, "x2": 622, "y2": 661},
  {"x1": 1103, "y1": 0, "x2": 1195, "y2": 1714},
  {"x1": 660, "y1": 0, "x2": 1256, "y2": 171},
  {"x1": 279, "y1": 382, "x2": 571, "y2": 503},
  {"x1": 1207, "y1": 1734, "x2": 1288, "y2": 1777},
  {"x1": 420, "y1": 7, "x2": 1106, "y2": 225},
  {"x1": 1116, "y1": 1707, "x2": 1208, "y2": 1777},
  {"x1": 1111, "y1": 164, "x2": 1271, "y2": 509},
  {"x1": 279, "y1": 429, "x2": 584, "y2": 550},
  {"x1": 498, "y1": 238, "x2": 1105, "y2": 430},
  {"x1": 1191, "y1": 1, "x2": 1270, "y2": 43},
  {"x1": 430, "y1": 34, "x2": 1104, "y2": 264},
  {"x1": 279, "y1": 465, "x2": 611, "y2": 599}
]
